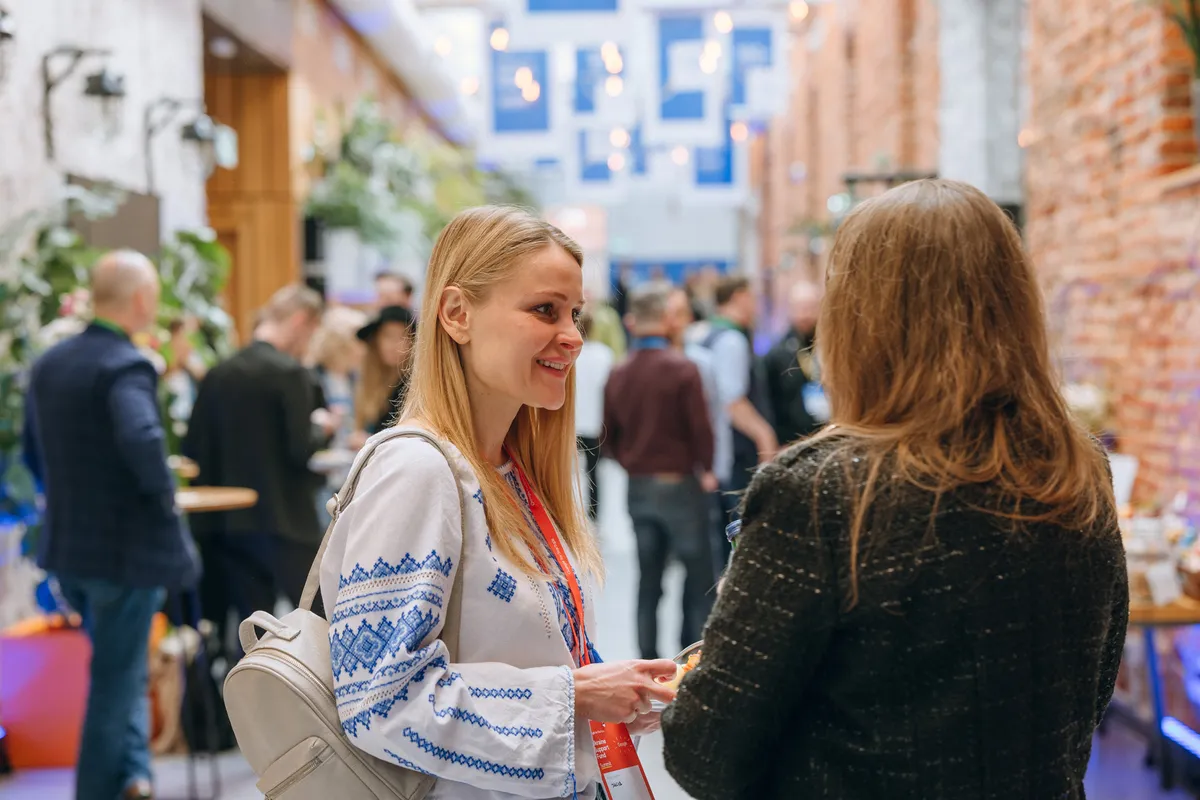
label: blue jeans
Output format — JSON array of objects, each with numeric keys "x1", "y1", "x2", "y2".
[{"x1": 57, "y1": 576, "x2": 164, "y2": 800}]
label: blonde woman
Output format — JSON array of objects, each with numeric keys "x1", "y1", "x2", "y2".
[
  {"x1": 320, "y1": 206, "x2": 677, "y2": 799},
  {"x1": 662, "y1": 179, "x2": 1128, "y2": 799},
  {"x1": 308, "y1": 306, "x2": 368, "y2": 446}
]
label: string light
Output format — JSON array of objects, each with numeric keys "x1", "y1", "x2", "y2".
[
  {"x1": 605, "y1": 53, "x2": 624, "y2": 74},
  {"x1": 671, "y1": 146, "x2": 690, "y2": 166},
  {"x1": 610, "y1": 128, "x2": 630, "y2": 148},
  {"x1": 521, "y1": 81, "x2": 541, "y2": 102},
  {"x1": 605, "y1": 75, "x2": 624, "y2": 96},
  {"x1": 730, "y1": 121, "x2": 749, "y2": 142},
  {"x1": 789, "y1": 0, "x2": 809, "y2": 21},
  {"x1": 490, "y1": 27, "x2": 510, "y2": 51},
  {"x1": 514, "y1": 66, "x2": 533, "y2": 88},
  {"x1": 434, "y1": 36, "x2": 453, "y2": 57},
  {"x1": 608, "y1": 152, "x2": 626, "y2": 171},
  {"x1": 714, "y1": 11, "x2": 733, "y2": 33},
  {"x1": 459, "y1": 76, "x2": 479, "y2": 96}
]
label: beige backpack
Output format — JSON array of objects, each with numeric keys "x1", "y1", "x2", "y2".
[{"x1": 223, "y1": 428, "x2": 466, "y2": 799}]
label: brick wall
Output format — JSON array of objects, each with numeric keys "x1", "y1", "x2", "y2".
[
  {"x1": 1026, "y1": 0, "x2": 1200, "y2": 508},
  {"x1": 762, "y1": 0, "x2": 939, "y2": 281},
  {"x1": 0, "y1": 0, "x2": 206, "y2": 235}
]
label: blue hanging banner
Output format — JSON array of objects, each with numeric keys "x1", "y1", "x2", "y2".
[
  {"x1": 575, "y1": 46, "x2": 606, "y2": 114},
  {"x1": 694, "y1": 112, "x2": 733, "y2": 186},
  {"x1": 492, "y1": 49, "x2": 551, "y2": 133},
  {"x1": 731, "y1": 27, "x2": 772, "y2": 107},
  {"x1": 579, "y1": 130, "x2": 612, "y2": 182},
  {"x1": 529, "y1": 0, "x2": 617, "y2": 12},
  {"x1": 630, "y1": 124, "x2": 647, "y2": 176},
  {"x1": 658, "y1": 15, "x2": 706, "y2": 121}
]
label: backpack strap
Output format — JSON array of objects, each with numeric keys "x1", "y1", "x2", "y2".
[{"x1": 297, "y1": 426, "x2": 469, "y2": 659}]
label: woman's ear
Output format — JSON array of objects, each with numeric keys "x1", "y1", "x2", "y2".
[{"x1": 438, "y1": 286, "x2": 471, "y2": 344}]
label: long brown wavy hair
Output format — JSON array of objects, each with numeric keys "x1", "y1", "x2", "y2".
[{"x1": 808, "y1": 179, "x2": 1113, "y2": 605}]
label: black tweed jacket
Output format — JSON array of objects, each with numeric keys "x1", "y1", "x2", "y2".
[{"x1": 662, "y1": 437, "x2": 1129, "y2": 800}]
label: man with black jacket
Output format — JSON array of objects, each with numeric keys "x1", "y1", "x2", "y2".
[
  {"x1": 764, "y1": 280, "x2": 825, "y2": 446},
  {"x1": 184, "y1": 285, "x2": 334, "y2": 652}
]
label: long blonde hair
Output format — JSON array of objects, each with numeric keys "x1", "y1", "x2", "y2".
[
  {"x1": 402, "y1": 206, "x2": 603, "y2": 578},
  {"x1": 810, "y1": 179, "x2": 1112, "y2": 605}
]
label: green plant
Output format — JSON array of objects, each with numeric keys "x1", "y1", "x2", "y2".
[
  {"x1": 1163, "y1": 0, "x2": 1200, "y2": 76},
  {"x1": 0, "y1": 184, "x2": 120, "y2": 526},
  {"x1": 157, "y1": 229, "x2": 234, "y2": 365}
]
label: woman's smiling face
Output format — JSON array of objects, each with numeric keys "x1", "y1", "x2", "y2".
[{"x1": 458, "y1": 243, "x2": 584, "y2": 412}]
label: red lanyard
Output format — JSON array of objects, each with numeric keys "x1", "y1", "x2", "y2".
[
  {"x1": 506, "y1": 454, "x2": 657, "y2": 800},
  {"x1": 508, "y1": 455, "x2": 591, "y2": 666}
]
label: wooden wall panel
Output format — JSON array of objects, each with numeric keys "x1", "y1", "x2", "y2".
[{"x1": 205, "y1": 72, "x2": 299, "y2": 342}]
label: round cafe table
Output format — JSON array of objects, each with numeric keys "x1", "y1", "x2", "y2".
[{"x1": 175, "y1": 486, "x2": 258, "y2": 514}]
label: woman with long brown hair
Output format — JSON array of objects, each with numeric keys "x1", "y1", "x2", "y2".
[{"x1": 662, "y1": 179, "x2": 1129, "y2": 799}]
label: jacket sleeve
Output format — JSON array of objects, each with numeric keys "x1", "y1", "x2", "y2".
[
  {"x1": 662, "y1": 458, "x2": 838, "y2": 800},
  {"x1": 601, "y1": 374, "x2": 620, "y2": 460},
  {"x1": 22, "y1": 381, "x2": 42, "y2": 484},
  {"x1": 327, "y1": 439, "x2": 580, "y2": 798},
  {"x1": 1095, "y1": 525, "x2": 1130, "y2": 726},
  {"x1": 108, "y1": 362, "x2": 175, "y2": 496}
]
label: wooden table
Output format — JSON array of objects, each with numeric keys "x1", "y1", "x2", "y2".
[
  {"x1": 168, "y1": 455, "x2": 199, "y2": 481},
  {"x1": 175, "y1": 486, "x2": 258, "y2": 514},
  {"x1": 1115, "y1": 596, "x2": 1200, "y2": 789}
]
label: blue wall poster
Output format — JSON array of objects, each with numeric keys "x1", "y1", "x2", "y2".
[
  {"x1": 491, "y1": 49, "x2": 550, "y2": 133},
  {"x1": 694, "y1": 113, "x2": 733, "y2": 186},
  {"x1": 731, "y1": 27, "x2": 772, "y2": 107},
  {"x1": 528, "y1": 0, "x2": 617, "y2": 12},
  {"x1": 575, "y1": 46, "x2": 607, "y2": 114},
  {"x1": 658, "y1": 15, "x2": 705, "y2": 121}
]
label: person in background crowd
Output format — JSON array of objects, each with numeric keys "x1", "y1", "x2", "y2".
[
  {"x1": 306, "y1": 305, "x2": 368, "y2": 525},
  {"x1": 374, "y1": 269, "x2": 413, "y2": 310},
  {"x1": 184, "y1": 285, "x2": 334, "y2": 655},
  {"x1": 352, "y1": 304, "x2": 415, "y2": 443},
  {"x1": 604, "y1": 284, "x2": 717, "y2": 659},
  {"x1": 584, "y1": 289, "x2": 627, "y2": 359},
  {"x1": 700, "y1": 276, "x2": 777, "y2": 565},
  {"x1": 574, "y1": 310, "x2": 613, "y2": 524},
  {"x1": 764, "y1": 280, "x2": 825, "y2": 447},
  {"x1": 23, "y1": 250, "x2": 199, "y2": 800},
  {"x1": 663, "y1": 179, "x2": 1129, "y2": 799},
  {"x1": 323, "y1": 206, "x2": 675, "y2": 796}
]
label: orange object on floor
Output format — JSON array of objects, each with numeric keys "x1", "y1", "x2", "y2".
[{"x1": 0, "y1": 627, "x2": 90, "y2": 768}]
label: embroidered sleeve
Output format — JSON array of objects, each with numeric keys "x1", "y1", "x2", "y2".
[{"x1": 329, "y1": 439, "x2": 579, "y2": 797}]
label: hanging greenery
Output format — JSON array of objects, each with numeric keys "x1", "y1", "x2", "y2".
[{"x1": 1163, "y1": 0, "x2": 1200, "y2": 77}]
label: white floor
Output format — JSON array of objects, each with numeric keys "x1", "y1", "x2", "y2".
[{"x1": 0, "y1": 459, "x2": 696, "y2": 800}]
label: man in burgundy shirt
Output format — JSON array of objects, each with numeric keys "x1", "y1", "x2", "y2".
[{"x1": 604, "y1": 283, "x2": 717, "y2": 659}]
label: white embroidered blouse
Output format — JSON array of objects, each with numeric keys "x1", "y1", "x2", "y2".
[{"x1": 320, "y1": 427, "x2": 603, "y2": 800}]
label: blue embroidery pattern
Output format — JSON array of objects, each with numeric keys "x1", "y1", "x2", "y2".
[
  {"x1": 487, "y1": 568, "x2": 517, "y2": 603},
  {"x1": 340, "y1": 656, "x2": 449, "y2": 736},
  {"x1": 339, "y1": 551, "x2": 454, "y2": 589},
  {"x1": 330, "y1": 591, "x2": 444, "y2": 624},
  {"x1": 436, "y1": 671, "x2": 463, "y2": 688},
  {"x1": 401, "y1": 728, "x2": 545, "y2": 781},
  {"x1": 331, "y1": 608, "x2": 439, "y2": 678},
  {"x1": 427, "y1": 695, "x2": 545, "y2": 738},
  {"x1": 468, "y1": 687, "x2": 533, "y2": 700},
  {"x1": 384, "y1": 749, "x2": 432, "y2": 775},
  {"x1": 473, "y1": 489, "x2": 484, "y2": 505}
]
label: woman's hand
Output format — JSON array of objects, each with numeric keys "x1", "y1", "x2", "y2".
[{"x1": 574, "y1": 660, "x2": 678, "y2": 723}]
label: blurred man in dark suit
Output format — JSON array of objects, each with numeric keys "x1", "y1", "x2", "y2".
[
  {"x1": 24, "y1": 250, "x2": 199, "y2": 800},
  {"x1": 184, "y1": 284, "x2": 333, "y2": 654}
]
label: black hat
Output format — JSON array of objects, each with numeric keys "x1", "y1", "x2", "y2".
[{"x1": 357, "y1": 305, "x2": 415, "y2": 342}]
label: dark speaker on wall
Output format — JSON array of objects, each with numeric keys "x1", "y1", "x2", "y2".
[{"x1": 304, "y1": 215, "x2": 324, "y2": 262}]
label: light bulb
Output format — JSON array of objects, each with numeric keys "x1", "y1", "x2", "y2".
[
  {"x1": 434, "y1": 36, "x2": 453, "y2": 57},
  {"x1": 730, "y1": 121, "x2": 749, "y2": 142},
  {"x1": 490, "y1": 27, "x2": 510, "y2": 51},
  {"x1": 704, "y1": 40, "x2": 721, "y2": 59},
  {"x1": 610, "y1": 128, "x2": 630, "y2": 148},
  {"x1": 605, "y1": 75, "x2": 623, "y2": 96},
  {"x1": 515, "y1": 66, "x2": 533, "y2": 88},
  {"x1": 601, "y1": 41, "x2": 619, "y2": 61},
  {"x1": 608, "y1": 152, "x2": 626, "y2": 171},
  {"x1": 699, "y1": 56, "x2": 718, "y2": 75},
  {"x1": 459, "y1": 76, "x2": 479, "y2": 96},
  {"x1": 522, "y1": 81, "x2": 541, "y2": 102},
  {"x1": 789, "y1": 0, "x2": 809, "y2": 21},
  {"x1": 714, "y1": 11, "x2": 733, "y2": 33},
  {"x1": 605, "y1": 54, "x2": 624, "y2": 74},
  {"x1": 671, "y1": 146, "x2": 690, "y2": 166}
]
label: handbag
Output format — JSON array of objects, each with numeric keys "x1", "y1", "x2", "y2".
[{"x1": 223, "y1": 427, "x2": 467, "y2": 799}]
